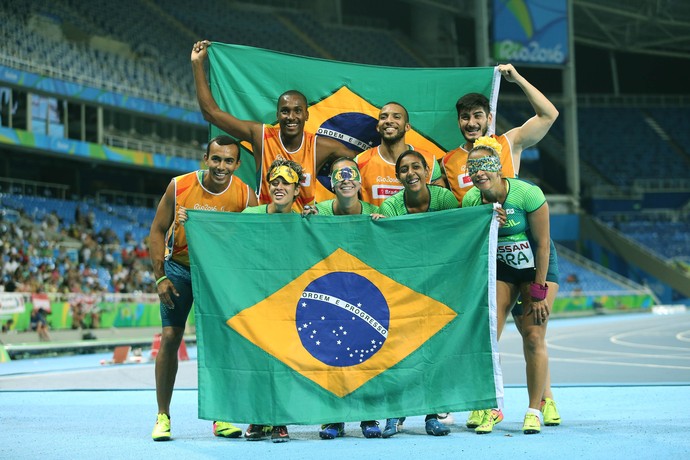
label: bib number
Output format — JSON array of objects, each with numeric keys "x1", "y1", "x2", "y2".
[{"x1": 497, "y1": 240, "x2": 534, "y2": 269}]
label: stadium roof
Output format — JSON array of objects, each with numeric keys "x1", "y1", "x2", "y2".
[
  {"x1": 573, "y1": 0, "x2": 690, "y2": 59},
  {"x1": 410, "y1": 0, "x2": 690, "y2": 59}
]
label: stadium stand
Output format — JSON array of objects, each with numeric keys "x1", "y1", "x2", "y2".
[{"x1": 1, "y1": 0, "x2": 687, "y2": 328}]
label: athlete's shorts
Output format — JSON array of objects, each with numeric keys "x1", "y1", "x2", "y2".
[
  {"x1": 506, "y1": 240, "x2": 559, "y2": 316},
  {"x1": 160, "y1": 259, "x2": 194, "y2": 328}
]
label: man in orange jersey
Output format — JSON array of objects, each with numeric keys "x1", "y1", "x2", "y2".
[
  {"x1": 149, "y1": 136, "x2": 256, "y2": 442},
  {"x1": 355, "y1": 102, "x2": 445, "y2": 207},
  {"x1": 192, "y1": 40, "x2": 355, "y2": 211},
  {"x1": 442, "y1": 64, "x2": 559, "y2": 204}
]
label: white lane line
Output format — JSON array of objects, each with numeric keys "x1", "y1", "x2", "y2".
[{"x1": 501, "y1": 352, "x2": 690, "y2": 371}]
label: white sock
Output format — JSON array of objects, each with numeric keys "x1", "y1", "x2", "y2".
[{"x1": 526, "y1": 408, "x2": 541, "y2": 417}]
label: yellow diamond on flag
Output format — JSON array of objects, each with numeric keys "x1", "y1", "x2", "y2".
[{"x1": 227, "y1": 248, "x2": 457, "y2": 397}]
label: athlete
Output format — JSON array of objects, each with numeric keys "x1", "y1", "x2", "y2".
[
  {"x1": 302, "y1": 157, "x2": 383, "y2": 439},
  {"x1": 462, "y1": 137, "x2": 559, "y2": 435},
  {"x1": 356, "y1": 102, "x2": 444, "y2": 207},
  {"x1": 192, "y1": 40, "x2": 355, "y2": 211},
  {"x1": 443, "y1": 64, "x2": 558, "y2": 204},
  {"x1": 377, "y1": 150, "x2": 457, "y2": 438},
  {"x1": 149, "y1": 136, "x2": 256, "y2": 442}
]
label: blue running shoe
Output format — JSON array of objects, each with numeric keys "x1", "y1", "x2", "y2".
[
  {"x1": 425, "y1": 418, "x2": 451, "y2": 436},
  {"x1": 382, "y1": 418, "x2": 401, "y2": 438},
  {"x1": 319, "y1": 423, "x2": 345, "y2": 440},
  {"x1": 360, "y1": 420, "x2": 381, "y2": 438}
]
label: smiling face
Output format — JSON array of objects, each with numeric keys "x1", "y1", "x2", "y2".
[
  {"x1": 277, "y1": 92, "x2": 309, "y2": 138},
  {"x1": 203, "y1": 141, "x2": 241, "y2": 190},
  {"x1": 467, "y1": 149, "x2": 502, "y2": 191},
  {"x1": 269, "y1": 177, "x2": 300, "y2": 207},
  {"x1": 377, "y1": 103, "x2": 410, "y2": 144},
  {"x1": 395, "y1": 152, "x2": 429, "y2": 193},
  {"x1": 458, "y1": 106, "x2": 491, "y2": 144},
  {"x1": 330, "y1": 159, "x2": 362, "y2": 200}
]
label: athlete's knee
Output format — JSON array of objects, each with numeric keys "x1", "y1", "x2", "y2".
[{"x1": 160, "y1": 327, "x2": 184, "y2": 349}]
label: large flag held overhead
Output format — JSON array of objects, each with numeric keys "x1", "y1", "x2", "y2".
[
  {"x1": 186, "y1": 206, "x2": 502, "y2": 425},
  {"x1": 206, "y1": 43, "x2": 500, "y2": 198}
]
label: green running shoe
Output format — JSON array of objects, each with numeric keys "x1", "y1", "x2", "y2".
[
  {"x1": 213, "y1": 421, "x2": 242, "y2": 438},
  {"x1": 152, "y1": 413, "x2": 171, "y2": 441},
  {"x1": 523, "y1": 413, "x2": 541, "y2": 434},
  {"x1": 541, "y1": 398, "x2": 561, "y2": 426},
  {"x1": 475, "y1": 409, "x2": 504, "y2": 434},
  {"x1": 466, "y1": 410, "x2": 484, "y2": 428}
]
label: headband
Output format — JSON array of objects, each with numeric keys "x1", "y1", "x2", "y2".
[
  {"x1": 467, "y1": 155, "x2": 502, "y2": 176},
  {"x1": 269, "y1": 165, "x2": 299, "y2": 184},
  {"x1": 330, "y1": 165, "x2": 361, "y2": 187}
]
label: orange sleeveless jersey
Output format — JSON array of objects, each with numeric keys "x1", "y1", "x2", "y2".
[
  {"x1": 169, "y1": 170, "x2": 252, "y2": 266},
  {"x1": 260, "y1": 125, "x2": 316, "y2": 212},
  {"x1": 442, "y1": 134, "x2": 515, "y2": 205},
  {"x1": 356, "y1": 145, "x2": 439, "y2": 207}
]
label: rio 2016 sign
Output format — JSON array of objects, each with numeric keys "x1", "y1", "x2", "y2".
[{"x1": 493, "y1": 0, "x2": 568, "y2": 66}]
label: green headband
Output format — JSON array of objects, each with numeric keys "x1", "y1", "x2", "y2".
[{"x1": 467, "y1": 155, "x2": 501, "y2": 176}]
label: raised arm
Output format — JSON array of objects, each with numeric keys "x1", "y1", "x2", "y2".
[
  {"x1": 149, "y1": 180, "x2": 179, "y2": 308},
  {"x1": 314, "y1": 136, "x2": 357, "y2": 170},
  {"x1": 192, "y1": 40, "x2": 263, "y2": 170},
  {"x1": 499, "y1": 64, "x2": 559, "y2": 172}
]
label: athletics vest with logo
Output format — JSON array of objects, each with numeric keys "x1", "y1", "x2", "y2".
[
  {"x1": 442, "y1": 134, "x2": 515, "y2": 205},
  {"x1": 260, "y1": 125, "x2": 316, "y2": 212},
  {"x1": 356, "y1": 145, "x2": 439, "y2": 207},
  {"x1": 168, "y1": 170, "x2": 251, "y2": 266}
]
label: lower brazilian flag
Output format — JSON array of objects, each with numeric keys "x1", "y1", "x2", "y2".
[{"x1": 186, "y1": 205, "x2": 502, "y2": 425}]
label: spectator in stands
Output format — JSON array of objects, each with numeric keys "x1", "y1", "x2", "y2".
[
  {"x1": 355, "y1": 102, "x2": 445, "y2": 207},
  {"x1": 148, "y1": 135, "x2": 256, "y2": 442},
  {"x1": 462, "y1": 136, "x2": 560, "y2": 435},
  {"x1": 442, "y1": 64, "x2": 559, "y2": 204},
  {"x1": 191, "y1": 40, "x2": 356, "y2": 211},
  {"x1": 29, "y1": 307, "x2": 50, "y2": 342},
  {"x1": 1, "y1": 318, "x2": 14, "y2": 333}
]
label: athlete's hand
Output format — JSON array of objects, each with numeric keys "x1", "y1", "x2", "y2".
[
  {"x1": 178, "y1": 207, "x2": 188, "y2": 224},
  {"x1": 524, "y1": 298, "x2": 550, "y2": 325},
  {"x1": 370, "y1": 213, "x2": 386, "y2": 221},
  {"x1": 157, "y1": 279, "x2": 180, "y2": 309},
  {"x1": 495, "y1": 207, "x2": 507, "y2": 227},
  {"x1": 301, "y1": 205, "x2": 318, "y2": 218},
  {"x1": 191, "y1": 40, "x2": 211, "y2": 62},
  {"x1": 497, "y1": 63, "x2": 520, "y2": 84}
]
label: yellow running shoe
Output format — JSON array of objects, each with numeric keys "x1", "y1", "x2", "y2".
[
  {"x1": 152, "y1": 413, "x2": 171, "y2": 441},
  {"x1": 523, "y1": 413, "x2": 541, "y2": 434},
  {"x1": 213, "y1": 421, "x2": 242, "y2": 438},
  {"x1": 475, "y1": 409, "x2": 504, "y2": 434},
  {"x1": 541, "y1": 398, "x2": 561, "y2": 426},
  {"x1": 466, "y1": 410, "x2": 484, "y2": 428}
]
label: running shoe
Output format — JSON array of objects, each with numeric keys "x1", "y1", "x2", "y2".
[
  {"x1": 213, "y1": 421, "x2": 242, "y2": 438},
  {"x1": 541, "y1": 398, "x2": 561, "y2": 426},
  {"x1": 319, "y1": 423, "x2": 345, "y2": 439},
  {"x1": 244, "y1": 424, "x2": 272, "y2": 440},
  {"x1": 425, "y1": 418, "x2": 451, "y2": 436},
  {"x1": 382, "y1": 418, "x2": 402, "y2": 438},
  {"x1": 523, "y1": 413, "x2": 541, "y2": 434},
  {"x1": 271, "y1": 425, "x2": 290, "y2": 443},
  {"x1": 360, "y1": 420, "x2": 382, "y2": 438},
  {"x1": 475, "y1": 409, "x2": 504, "y2": 434},
  {"x1": 151, "y1": 413, "x2": 171, "y2": 441},
  {"x1": 466, "y1": 410, "x2": 484, "y2": 428}
]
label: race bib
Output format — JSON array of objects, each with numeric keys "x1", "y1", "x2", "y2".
[{"x1": 497, "y1": 240, "x2": 535, "y2": 269}]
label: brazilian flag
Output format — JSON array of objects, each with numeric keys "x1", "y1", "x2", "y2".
[
  {"x1": 186, "y1": 205, "x2": 501, "y2": 424},
  {"x1": 206, "y1": 42, "x2": 500, "y2": 195}
]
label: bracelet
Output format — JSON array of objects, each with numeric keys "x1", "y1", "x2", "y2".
[
  {"x1": 156, "y1": 276, "x2": 168, "y2": 286},
  {"x1": 530, "y1": 282, "x2": 548, "y2": 301}
]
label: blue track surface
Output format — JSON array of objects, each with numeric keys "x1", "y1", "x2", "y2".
[{"x1": 1, "y1": 313, "x2": 689, "y2": 459}]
